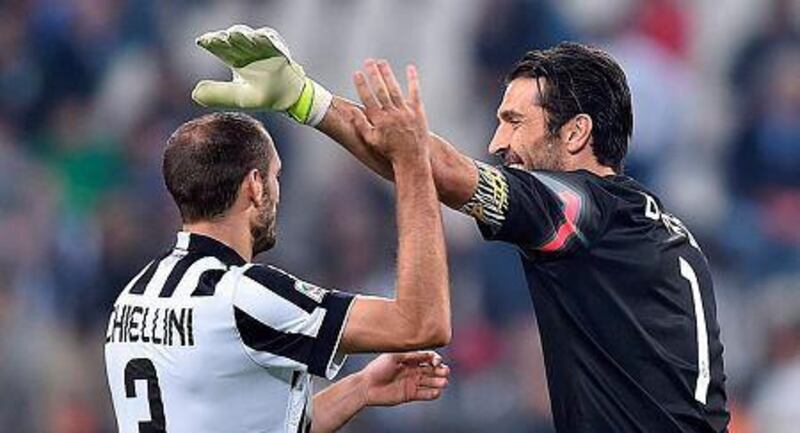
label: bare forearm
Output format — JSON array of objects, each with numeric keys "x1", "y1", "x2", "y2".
[
  {"x1": 336, "y1": 144, "x2": 451, "y2": 353},
  {"x1": 311, "y1": 373, "x2": 367, "y2": 433},
  {"x1": 429, "y1": 131, "x2": 479, "y2": 208},
  {"x1": 334, "y1": 62, "x2": 457, "y2": 353},
  {"x1": 317, "y1": 97, "x2": 478, "y2": 208},
  {"x1": 392, "y1": 154, "x2": 450, "y2": 344},
  {"x1": 336, "y1": 155, "x2": 451, "y2": 352}
]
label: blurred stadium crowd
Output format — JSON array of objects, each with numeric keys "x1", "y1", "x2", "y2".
[{"x1": 1, "y1": 0, "x2": 799, "y2": 432}]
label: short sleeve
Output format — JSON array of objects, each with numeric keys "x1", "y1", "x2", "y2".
[
  {"x1": 460, "y1": 161, "x2": 603, "y2": 257},
  {"x1": 232, "y1": 265, "x2": 355, "y2": 379}
]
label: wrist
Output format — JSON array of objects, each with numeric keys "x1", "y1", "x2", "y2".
[
  {"x1": 390, "y1": 148, "x2": 431, "y2": 172},
  {"x1": 350, "y1": 371, "x2": 371, "y2": 408},
  {"x1": 287, "y1": 78, "x2": 333, "y2": 126}
]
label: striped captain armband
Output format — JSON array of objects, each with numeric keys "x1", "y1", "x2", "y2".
[{"x1": 459, "y1": 160, "x2": 509, "y2": 230}]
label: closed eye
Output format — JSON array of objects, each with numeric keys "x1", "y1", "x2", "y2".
[
  {"x1": 507, "y1": 119, "x2": 523, "y2": 130},
  {"x1": 498, "y1": 109, "x2": 524, "y2": 127}
]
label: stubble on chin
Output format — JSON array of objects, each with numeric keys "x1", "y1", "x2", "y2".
[
  {"x1": 527, "y1": 136, "x2": 567, "y2": 172},
  {"x1": 251, "y1": 205, "x2": 277, "y2": 257}
]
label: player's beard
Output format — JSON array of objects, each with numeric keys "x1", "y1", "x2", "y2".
[
  {"x1": 251, "y1": 194, "x2": 277, "y2": 257},
  {"x1": 526, "y1": 133, "x2": 567, "y2": 171}
]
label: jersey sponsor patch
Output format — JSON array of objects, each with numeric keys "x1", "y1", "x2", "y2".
[{"x1": 294, "y1": 280, "x2": 325, "y2": 303}]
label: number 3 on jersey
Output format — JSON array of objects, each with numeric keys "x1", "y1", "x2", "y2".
[
  {"x1": 679, "y1": 257, "x2": 710, "y2": 405},
  {"x1": 124, "y1": 358, "x2": 167, "y2": 433}
]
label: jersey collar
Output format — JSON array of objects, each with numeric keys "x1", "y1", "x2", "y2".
[{"x1": 175, "y1": 231, "x2": 247, "y2": 267}]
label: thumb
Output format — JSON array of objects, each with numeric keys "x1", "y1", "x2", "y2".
[{"x1": 192, "y1": 80, "x2": 254, "y2": 108}]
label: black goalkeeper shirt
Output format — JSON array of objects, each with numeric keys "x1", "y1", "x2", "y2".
[{"x1": 463, "y1": 164, "x2": 729, "y2": 433}]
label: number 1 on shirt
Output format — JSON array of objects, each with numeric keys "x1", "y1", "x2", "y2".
[{"x1": 679, "y1": 257, "x2": 710, "y2": 404}]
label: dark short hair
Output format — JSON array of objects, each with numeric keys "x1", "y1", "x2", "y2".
[
  {"x1": 507, "y1": 42, "x2": 633, "y2": 172},
  {"x1": 163, "y1": 112, "x2": 273, "y2": 223}
]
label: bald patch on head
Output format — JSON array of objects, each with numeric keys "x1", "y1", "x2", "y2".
[{"x1": 163, "y1": 112, "x2": 275, "y2": 223}]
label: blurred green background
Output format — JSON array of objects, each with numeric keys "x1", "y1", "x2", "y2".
[{"x1": 1, "y1": 0, "x2": 799, "y2": 432}]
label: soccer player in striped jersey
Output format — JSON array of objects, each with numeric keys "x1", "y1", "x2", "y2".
[
  {"x1": 105, "y1": 74, "x2": 451, "y2": 433},
  {"x1": 191, "y1": 26, "x2": 730, "y2": 433}
]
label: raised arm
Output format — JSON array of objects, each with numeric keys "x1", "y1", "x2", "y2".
[
  {"x1": 336, "y1": 59, "x2": 479, "y2": 209},
  {"x1": 317, "y1": 60, "x2": 477, "y2": 209},
  {"x1": 320, "y1": 90, "x2": 477, "y2": 209},
  {"x1": 337, "y1": 64, "x2": 450, "y2": 353},
  {"x1": 191, "y1": 26, "x2": 478, "y2": 209},
  {"x1": 193, "y1": 25, "x2": 452, "y2": 352}
]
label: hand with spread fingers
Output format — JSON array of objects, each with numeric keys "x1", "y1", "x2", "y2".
[
  {"x1": 359, "y1": 351, "x2": 450, "y2": 406},
  {"x1": 192, "y1": 24, "x2": 332, "y2": 125},
  {"x1": 349, "y1": 59, "x2": 432, "y2": 163}
]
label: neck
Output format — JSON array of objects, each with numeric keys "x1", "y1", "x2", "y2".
[
  {"x1": 567, "y1": 152, "x2": 617, "y2": 177},
  {"x1": 183, "y1": 218, "x2": 253, "y2": 262},
  {"x1": 589, "y1": 165, "x2": 616, "y2": 177}
]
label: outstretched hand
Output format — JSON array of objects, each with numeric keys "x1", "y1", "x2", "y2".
[
  {"x1": 191, "y1": 24, "x2": 333, "y2": 125},
  {"x1": 359, "y1": 351, "x2": 450, "y2": 407},
  {"x1": 350, "y1": 59, "x2": 431, "y2": 162}
]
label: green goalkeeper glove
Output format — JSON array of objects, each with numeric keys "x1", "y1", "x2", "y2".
[{"x1": 192, "y1": 24, "x2": 332, "y2": 126}]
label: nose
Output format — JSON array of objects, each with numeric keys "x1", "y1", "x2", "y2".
[{"x1": 488, "y1": 123, "x2": 510, "y2": 156}]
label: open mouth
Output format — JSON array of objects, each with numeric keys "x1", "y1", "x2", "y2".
[{"x1": 503, "y1": 151, "x2": 525, "y2": 169}]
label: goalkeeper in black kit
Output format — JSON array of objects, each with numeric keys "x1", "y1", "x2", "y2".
[{"x1": 193, "y1": 25, "x2": 729, "y2": 433}]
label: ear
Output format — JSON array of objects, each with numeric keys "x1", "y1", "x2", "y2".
[
  {"x1": 243, "y1": 169, "x2": 264, "y2": 208},
  {"x1": 561, "y1": 114, "x2": 593, "y2": 155}
]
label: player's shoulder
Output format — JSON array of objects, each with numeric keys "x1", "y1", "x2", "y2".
[
  {"x1": 239, "y1": 264, "x2": 306, "y2": 293},
  {"x1": 235, "y1": 264, "x2": 328, "y2": 311},
  {"x1": 525, "y1": 169, "x2": 662, "y2": 238},
  {"x1": 586, "y1": 172, "x2": 668, "y2": 218},
  {"x1": 504, "y1": 167, "x2": 619, "y2": 219},
  {"x1": 502, "y1": 167, "x2": 608, "y2": 196},
  {"x1": 530, "y1": 169, "x2": 662, "y2": 209},
  {"x1": 514, "y1": 168, "x2": 631, "y2": 194}
]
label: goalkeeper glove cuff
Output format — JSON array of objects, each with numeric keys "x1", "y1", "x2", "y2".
[{"x1": 287, "y1": 77, "x2": 333, "y2": 126}]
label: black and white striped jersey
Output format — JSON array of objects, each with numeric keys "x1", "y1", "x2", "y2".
[{"x1": 104, "y1": 231, "x2": 355, "y2": 433}]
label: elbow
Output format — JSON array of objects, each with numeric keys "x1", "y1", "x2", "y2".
[
  {"x1": 403, "y1": 319, "x2": 451, "y2": 349},
  {"x1": 391, "y1": 289, "x2": 452, "y2": 349},
  {"x1": 427, "y1": 323, "x2": 452, "y2": 348}
]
